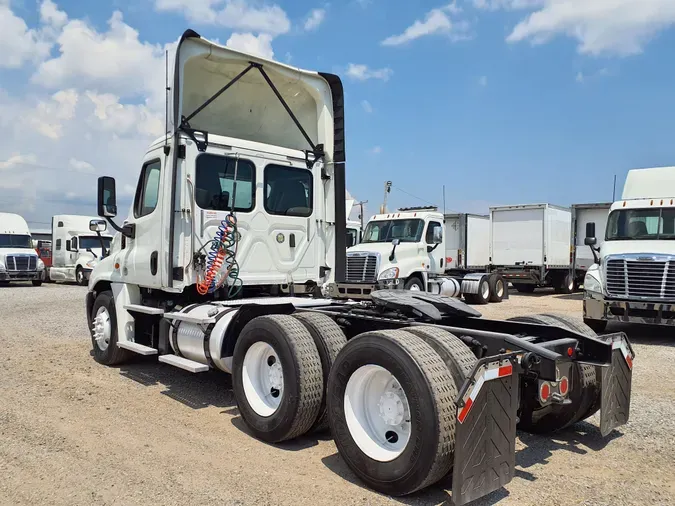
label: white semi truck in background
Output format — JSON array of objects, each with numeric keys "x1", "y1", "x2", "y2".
[
  {"x1": 83, "y1": 30, "x2": 634, "y2": 504},
  {"x1": 344, "y1": 207, "x2": 505, "y2": 304},
  {"x1": 583, "y1": 166, "x2": 675, "y2": 332},
  {"x1": 0, "y1": 212, "x2": 45, "y2": 286},
  {"x1": 49, "y1": 215, "x2": 113, "y2": 285}
]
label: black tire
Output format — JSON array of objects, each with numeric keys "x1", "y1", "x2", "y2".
[
  {"x1": 292, "y1": 312, "x2": 348, "y2": 432},
  {"x1": 555, "y1": 273, "x2": 574, "y2": 294},
  {"x1": 32, "y1": 280, "x2": 43, "y2": 286},
  {"x1": 584, "y1": 318, "x2": 608, "y2": 333},
  {"x1": 404, "y1": 276, "x2": 424, "y2": 291},
  {"x1": 0, "y1": 281, "x2": 9, "y2": 286},
  {"x1": 507, "y1": 314, "x2": 599, "y2": 433},
  {"x1": 232, "y1": 315, "x2": 323, "y2": 443},
  {"x1": 76, "y1": 267, "x2": 87, "y2": 286},
  {"x1": 514, "y1": 284, "x2": 535, "y2": 293},
  {"x1": 405, "y1": 326, "x2": 477, "y2": 388},
  {"x1": 488, "y1": 274, "x2": 505, "y2": 303},
  {"x1": 90, "y1": 290, "x2": 131, "y2": 366},
  {"x1": 327, "y1": 329, "x2": 457, "y2": 496}
]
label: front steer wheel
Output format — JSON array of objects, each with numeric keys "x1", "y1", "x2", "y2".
[
  {"x1": 232, "y1": 315, "x2": 324, "y2": 443},
  {"x1": 327, "y1": 329, "x2": 458, "y2": 496},
  {"x1": 90, "y1": 290, "x2": 130, "y2": 365}
]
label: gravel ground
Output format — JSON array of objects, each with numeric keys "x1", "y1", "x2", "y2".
[{"x1": 1, "y1": 283, "x2": 674, "y2": 506}]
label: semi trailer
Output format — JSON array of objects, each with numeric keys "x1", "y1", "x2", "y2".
[
  {"x1": 344, "y1": 207, "x2": 505, "y2": 304},
  {"x1": 0, "y1": 212, "x2": 45, "y2": 285},
  {"x1": 85, "y1": 30, "x2": 634, "y2": 504},
  {"x1": 584, "y1": 166, "x2": 675, "y2": 331}
]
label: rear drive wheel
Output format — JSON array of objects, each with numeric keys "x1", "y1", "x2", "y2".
[
  {"x1": 90, "y1": 290, "x2": 130, "y2": 365},
  {"x1": 232, "y1": 315, "x2": 323, "y2": 443},
  {"x1": 488, "y1": 274, "x2": 505, "y2": 303},
  {"x1": 292, "y1": 312, "x2": 348, "y2": 431},
  {"x1": 404, "y1": 276, "x2": 424, "y2": 291},
  {"x1": 555, "y1": 273, "x2": 574, "y2": 294},
  {"x1": 32, "y1": 280, "x2": 43, "y2": 286},
  {"x1": 327, "y1": 330, "x2": 457, "y2": 496},
  {"x1": 514, "y1": 284, "x2": 535, "y2": 293},
  {"x1": 507, "y1": 314, "x2": 599, "y2": 433}
]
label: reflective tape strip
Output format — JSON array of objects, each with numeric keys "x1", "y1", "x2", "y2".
[
  {"x1": 612, "y1": 339, "x2": 633, "y2": 370},
  {"x1": 458, "y1": 360, "x2": 513, "y2": 424}
]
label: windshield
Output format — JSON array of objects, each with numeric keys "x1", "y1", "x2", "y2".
[
  {"x1": 606, "y1": 208, "x2": 675, "y2": 240},
  {"x1": 79, "y1": 236, "x2": 112, "y2": 250},
  {"x1": 362, "y1": 219, "x2": 424, "y2": 244},
  {"x1": 0, "y1": 234, "x2": 32, "y2": 248}
]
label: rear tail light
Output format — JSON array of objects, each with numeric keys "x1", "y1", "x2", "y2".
[
  {"x1": 559, "y1": 376, "x2": 569, "y2": 396},
  {"x1": 539, "y1": 382, "x2": 551, "y2": 403}
]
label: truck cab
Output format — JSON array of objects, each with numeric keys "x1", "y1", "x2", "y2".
[
  {"x1": 0, "y1": 212, "x2": 44, "y2": 285},
  {"x1": 583, "y1": 167, "x2": 675, "y2": 331},
  {"x1": 345, "y1": 207, "x2": 445, "y2": 290},
  {"x1": 50, "y1": 215, "x2": 113, "y2": 285}
]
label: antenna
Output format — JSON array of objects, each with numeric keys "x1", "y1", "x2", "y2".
[
  {"x1": 164, "y1": 50, "x2": 169, "y2": 155},
  {"x1": 612, "y1": 174, "x2": 617, "y2": 201},
  {"x1": 443, "y1": 185, "x2": 446, "y2": 215}
]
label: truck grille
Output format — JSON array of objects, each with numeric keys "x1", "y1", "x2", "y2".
[
  {"x1": 6, "y1": 255, "x2": 37, "y2": 271},
  {"x1": 606, "y1": 257, "x2": 675, "y2": 299},
  {"x1": 346, "y1": 254, "x2": 378, "y2": 282}
]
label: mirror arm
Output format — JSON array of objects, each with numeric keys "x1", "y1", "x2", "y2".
[
  {"x1": 389, "y1": 245, "x2": 397, "y2": 262},
  {"x1": 427, "y1": 243, "x2": 440, "y2": 253},
  {"x1": 105, "y1": 218, "x2": 135, "y2": 239}
]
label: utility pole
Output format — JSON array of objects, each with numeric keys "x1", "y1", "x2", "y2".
[
  {"x1": 356, "y1": 200, "x2": 368, "y2": 230},
  {"x1": 380, "y1": 181, "x2": 392, "y2": 214}
]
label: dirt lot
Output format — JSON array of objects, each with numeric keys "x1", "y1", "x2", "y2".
[{"x1": 1, "y1": 284, "x2": 674, "y2": 506}]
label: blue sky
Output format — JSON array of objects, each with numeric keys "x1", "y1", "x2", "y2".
[{"x1": 1, "y1": 0, "x2": 675, "y2": 228}]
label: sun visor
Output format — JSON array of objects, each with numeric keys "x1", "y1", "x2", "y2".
[{"x1": 170, "y1": 32, "x2": 336, "y2": 159}]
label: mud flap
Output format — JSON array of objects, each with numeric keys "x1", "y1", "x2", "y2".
[
  {"x1": 599, "y1": 334, "x2": 634, "y2": 437},
  {"x1": 452, "y1": 354, "x2": 519, "y2": 506}
]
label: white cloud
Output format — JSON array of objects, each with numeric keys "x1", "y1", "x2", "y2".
[
  {"x1": 0, "y1": 153, "x2": 38, "y2": 171},
  {"x1": 361, "y1": 100, "x2": 373, "y2": 113},
  {"x1": 381, "y1": 4, "x2": 468, "y2": 46},
  {"x1": 226, "y1": 32, "x2": 274, "y2": 59},
  {"x1": 0, "y1": 2, "x2": 51, "y2": 68},
  {"x1": 40, "y1": 0, "x2": 67, "y2": 29},
  {"x1": 478, "y1": 75, "x2": 488, "y2": 86},
  {"x1": 346, "y1": 63, "x2": 393, "y2": 82},
  {"x1": 304, "y1": 8, "x2": 326, "y2": 31},
  {"x1": 500, "y1": 0, "x2": 675, "y2": 56},
  {"x1": 154, "y1": 0, "x2": 291, "y2": 36},
  {"x1": 575, "y1": 71, "x2": 584, "y2": 83},
  {"x1": 24, "y1": 89, "x2": 79, "y2": 140},
  {"x1": 69, "y1": 158, "x2": 96, "y2": 174},
  {"x1": 86, "y1": 91, "x2": 163, "y2": 138},
  {"x1": 370, "y1": 146, "x2": 382, "y2": 155}
]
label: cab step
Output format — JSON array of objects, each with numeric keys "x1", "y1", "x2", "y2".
[
  {"x1": 158, "y1": 355, "x2": 209, "y2": 373},
  {"x1": 117, "y1": 341, "x2": 158, "y2": 355}
]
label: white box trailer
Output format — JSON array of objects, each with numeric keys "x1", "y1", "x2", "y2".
[
  {"x1": 444, "y1": 213, "x2": 490, "y2": 272},
  {"x1": 490, "y1": 204, "x2": 577, "y2": 293},
  {"x1": 571, "y1": 203, "x2": 611, "y2": 281}
]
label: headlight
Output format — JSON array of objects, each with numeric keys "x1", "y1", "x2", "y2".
[
  {"x1": 37, "y1": 259, "x2": 45, "y2": 270},
  {"x1": 0, "y1": 262, "x2": 5, "y2": 272},
  {"x1": 379, "y1": 267, "x2": 400, "y2": 280},
  {"x1": 86, "y1": 259, "x2": 98, "y2": 268},
  {"x1": 584, "y1": 271, "x2": 603, "y2": 295}
]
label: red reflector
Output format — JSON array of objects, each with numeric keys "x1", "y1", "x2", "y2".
[
  {"x1": 626, "y1": 354, "x2": 633, "y2": 370},
  {"x1": 458, "y1": 398, "x2": 473, "y2": 423},
  {"x1": 559, "y1": 376, "x2": 569, "y2": 396},
  {"x1": 498, "y1": 364, "x2": 513, "y2": 377},
  {"x1": 567, "y1": 347, "x2": 574, "y2": 357},
  {"x1": 540, "y1": 382, "x2": 550, "y2": 401}
]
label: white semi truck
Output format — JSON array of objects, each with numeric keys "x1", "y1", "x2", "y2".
[
  {"x1": 85, "y1": 30, "x2": 633, "y2": 504},
  {"x1": 49, "y1": 215, "x2": 113, "y2": 285},
  {"x1": 0, "y1": 212, "x2": 45, "y2": 285},
  {"x1": 344, "y1": 207, "x2": 505, "y2": 304},
  {"x1": 584, "y1": 167, "x2": 675, "y2": 332}
]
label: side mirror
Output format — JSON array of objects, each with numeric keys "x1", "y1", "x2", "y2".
[
  {"x1": 98, "y1": 176, "x2": 117, "y2": 218},
  {"x1": 90, "y1": 219, "x2": 107, "y2": 232},
  {"x1": 432, "y1": 227, "x2": 443, "y2": 244},
  {"x1": 584, "y1": 237, "x2": 597, "y2": 246},
  {"x1": 346, "y1": 233, "x2": 355, "y2": 248},
  {"x1": 391, "y1": 238, "x2": 401, "y2": 246}
]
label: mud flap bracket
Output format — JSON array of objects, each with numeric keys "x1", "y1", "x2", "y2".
[
  {"x1": 599, "y1": 334, "x2": 634, "y2": 437},
  {"x1": 452, "y1": 354, "x2": 519, "y2": 506}
]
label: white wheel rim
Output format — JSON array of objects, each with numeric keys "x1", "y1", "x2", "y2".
[
  {"x1": 409, "y1": 284, "x2": 421, "y2": 291},
  {"x1": 92, "y1": 306, "x2": 111, "y2": 351},
  {"x1": 568, "y1": 278, "x2": 574, "y2": 290},
  {"x1": 496, "y1": 280, "x2": 504, "y2": 298},
  {"x1": 481, "y1": 280, "x2": 490, "y2": 299},
  {"x1": 242, "y1": 341, "x2": 284, "y2": 417},
  {"x1": 344, "y1": 365, "x2": 412, "y2": 462}
]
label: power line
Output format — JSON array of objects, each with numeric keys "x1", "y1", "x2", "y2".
[
  {"x1": 390, "y1": 185, "x2": 437, "y2": 207},
  {"x1": 0, "y1": 160, "x2": 100, "y2": 176}
]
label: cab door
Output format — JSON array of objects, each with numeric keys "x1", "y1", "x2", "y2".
[
  {"x1": 425, "y1": 220, "x2": 445, "y2": 274},
  {"x1": 120, "y1": 150, "x2": 165, "y2": 288}
]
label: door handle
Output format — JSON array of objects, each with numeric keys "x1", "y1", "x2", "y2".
[
  {"x1": 289, "y1": 234, "x2": 296, "y2": 248},
  {"x1": 150, "y1": 251, "x2": 158, "y2": 275}
]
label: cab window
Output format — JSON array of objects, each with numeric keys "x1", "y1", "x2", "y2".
[
  {"x1": 264, "y1": 165, "x2": 312, "y2": 217},
  {"x1": 195, "y1": 154, "x2": 255, "y2": 212},
  {"x1": 134, "y1": 160, "x2": 161, "y2": 218}
]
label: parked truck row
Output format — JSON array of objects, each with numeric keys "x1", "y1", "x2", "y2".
[{"x1": 81, "y1": 30, "x2": 633, "y2": 506}]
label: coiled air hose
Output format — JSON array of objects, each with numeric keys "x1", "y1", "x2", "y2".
[{"x1": 196, "y1": 213, "x2": 242, "y2": 297}]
